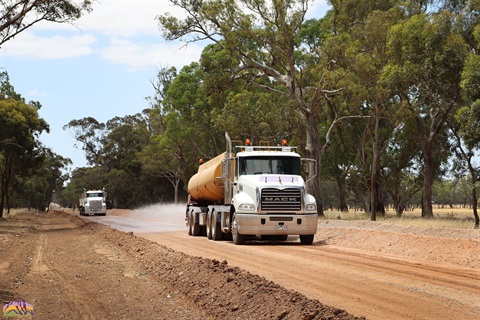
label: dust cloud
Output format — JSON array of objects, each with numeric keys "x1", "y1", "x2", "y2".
[{"x1": 127, "y1": 203, "x2": 186, "y2": 233}]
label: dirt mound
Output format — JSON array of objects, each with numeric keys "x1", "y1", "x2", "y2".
[
  {"x1": 318, "y1": 220, "x2": 480, "y2": 268},
  {"x1": 97, "y1": 225, "x2": 363, "y2": 320}
]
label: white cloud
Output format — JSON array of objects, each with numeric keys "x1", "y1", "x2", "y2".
[
  {"x1": 1, "y1": 0, "x2": 328, "y2": 66},
  {"x1": 27, "y1": 88, "x2": 48, "y2": 97},
  {"x1": 37, "y1": 0, "x2": 186, "y2": 37},
  {"x1": 1, "y1": 32, "x2": 97, "y2": 59},
  {"x1": 100, "y1": 37, "x2": 203, "y2": 71}
]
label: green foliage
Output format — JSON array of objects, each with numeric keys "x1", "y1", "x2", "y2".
[
  {"x1": 0, "y1": 0, "x2": 93, "y2": 45},
  {"x1": 0, "y1": 72, "x2": 64, "y2": 216}
]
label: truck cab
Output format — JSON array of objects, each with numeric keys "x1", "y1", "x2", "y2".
[
  {"x1": 229, "y1": 145, "x2": 318, "y2": 244},
  {"x1": 79, "y1": 189, "x2": 107, "y2": 216}
]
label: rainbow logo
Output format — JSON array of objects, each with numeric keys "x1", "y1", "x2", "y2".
[{"x1": 3, "y1": 300, "x2": 34, "y2": 317}]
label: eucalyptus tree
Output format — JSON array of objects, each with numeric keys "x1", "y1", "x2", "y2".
[
  {"x1": 12, "y1": 147, "x2": 70, "y2": 211},
  {"x1": 0, "y1": 0, "x2": 93, "y2": 45},
  {"x1": 63, "y1": 117, "x2": 107, "y2": 166},
  {"x1": 60, "y1": 166, "x2": 107, "y2": 208},
  {"x1": 382, "y1": 4, "x2": 470, "y2": 218},
  {"x1": 147, "y1": 66, "x2": 178, "y2": 136},
  {"x1": 158, "y1": 0, "x2": 352, "y2": 215},
  {"x1": 160, "y1": 62, "x2": 221, "y2": 194},
  {"x1": 449, "y1": 18, "x2": 480, "y2": 228},
  {"x1": 200, "y1": 43, "x2": 298, "y2": 143},
  {"x1": 382, "y1": 118, "x2": 423, "y2": 216},
  {"x1": 320, "y1": 1, "x2": 409, "y2": 220},
  {"x1": 103, "y1": 114, "x2": 150, "y2": 174},
  {"x1": 0, "y1": 72, "x2": 49, "y2": 216}
]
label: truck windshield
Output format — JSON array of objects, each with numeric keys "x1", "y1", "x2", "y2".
[
  {"x1": 240, "y1": 156, "x2": 300, "y2": 175},
  {"x1": 87, "y1": 193, "x2": 103, "y2": 197}
]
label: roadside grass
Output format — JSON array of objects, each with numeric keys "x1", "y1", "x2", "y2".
[
  {"x1": 2, "y1": 208, "x2": 50, "y2": 217},
  {"x1": 2, "y1": 208, "x2": 31, "y2": 217},
  {"x1": 324, "y1": 206, "x2": 478, "y2": 229}
]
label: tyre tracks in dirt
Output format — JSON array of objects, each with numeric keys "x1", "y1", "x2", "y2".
[
  {"x1": 0, "y1": 212, "x2": 206, "y2": 320},
  {"x1": 19, "y1": 219, "x2": 101, "y2": 320}
]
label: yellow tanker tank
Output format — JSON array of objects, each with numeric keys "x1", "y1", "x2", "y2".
[{"x1": 188, "y1": 152, "x2": 229, "y2": 202}]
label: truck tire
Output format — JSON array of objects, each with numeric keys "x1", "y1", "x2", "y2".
[
  {"x1": 300, "y1": 234, "x2": 314, "y2": 245},
  {"x1": 191, "y1": 211, "x2": 201, "y2": 236},
  {"x1": 211, "y1": 211, "x2": 222, "y2": 241},
  {"x1": 187, "y1": 211, "x2": 193, "y2": 236},
  {"x1": 206, "y1": 210, "x2": 213, "y2": 239},
  {"x1": 231, "y1": 213, "x2": 246, "y2": 245}
]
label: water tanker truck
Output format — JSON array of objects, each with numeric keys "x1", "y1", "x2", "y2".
[
  {"x1": 79, "y1": 189, "x2": 107, "y2": 216},
  {"x1": 186, "y1": 133, "x2": 318, "y2": 245}
]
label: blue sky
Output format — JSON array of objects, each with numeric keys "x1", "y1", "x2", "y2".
[{"x1": 0, "y1": 0, "x2": 329, "y2": 171}]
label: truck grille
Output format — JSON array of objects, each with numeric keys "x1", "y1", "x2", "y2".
[
  {"x1": 261, "y1": 188, "x2": 301, "y2": 211},
  {"x1": 89, "y1": 200, "x2": 103, "y2": 210}
]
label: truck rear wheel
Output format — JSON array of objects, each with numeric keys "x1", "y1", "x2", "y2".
[
  {"x1": 300, "y1": 234, "x2": 314, "y2": 245},
  {"x1": 191, "y1": 211, "x2": 201, "y2": 236},
  {"x1": 231, "y1": 213, "x2": 246, "y2": 245},
  {"x1": 187, "y1": 210, "x2": 193, "y2": 235},
  {"x1": 206, "y1": 210, "x2": 213, "y2": 239},
  {"x1": 211, "y1": 211, "x2": 222, "y2": 241}
]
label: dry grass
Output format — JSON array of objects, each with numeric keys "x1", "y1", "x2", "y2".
[
  {"x1": 1, "y1": 208, "x2": 49, "y2": 218},
  {"x1": 324, "y1": 206, "x2": 478, "y2": 229}
]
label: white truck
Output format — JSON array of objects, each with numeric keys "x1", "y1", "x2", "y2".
[
  {"x1": 186, "y1": 133, "x2": 318, "y2": 245},
  {"x1": 79, "y1": 189, "x2": 107, "y2": 216}
]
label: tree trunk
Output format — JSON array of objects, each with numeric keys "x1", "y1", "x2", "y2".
[
  {"x1": 471, "y1": 187, "x2": 479, "y2": 229},
  {"x1": 304, "y1": 114, "x2": 324, "y2": 216},
  {"x1": 467, "y1": 161, "x2": 480, "y2": 228},
  {"x1": 370, "y1": 113, "x2": 380, "y2": 221},
  {"x1": 336, "y1": 177, "x2": 348, "y2": 212},
  {"x1": 174, "y1": 178, "x2": 179, "y2": 204},
  {"x1": 0, "y1": 155, "x2": 14, "y2": 218},
  {"x1": 374, "y1": 179, "x2": 386, "y2": 216},
  {"x1": 421, "y1": 142, "x2": 434, "y2": 218},
  {"x1": 390, "y1": 171, "x2": 405, "y2": 217}
]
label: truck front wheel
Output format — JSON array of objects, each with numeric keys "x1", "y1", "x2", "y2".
[
  {"x1": 300, "y1": 234, "x2": 314, "y2": 245},
  {"x1": 211, "y1": 211, "x2": 222, "y2": 241},
  {"x1": 231, "y1": 213, "x2": 246, "y2": 245}
]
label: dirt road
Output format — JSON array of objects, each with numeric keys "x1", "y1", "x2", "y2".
[
  {"x1": 99, "y1": 206, "x2": 480, "y2": 320},
  {"x1": 1, "y1": 207, "x2": 479, "y2": 319},
  {"x1": 0, "y1": 211, "x2": 359, "y2": 319},
  {"x1": 142, "y1": 231, "x2": 480, "y2": 320}
]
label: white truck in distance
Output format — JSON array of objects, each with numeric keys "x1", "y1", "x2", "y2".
[
  {"x1": 186, "y1": 132, "x2": 318, "y2": 245},
  {"x1": 79, "y1": 189, "x2": 107, "y2": 216}
]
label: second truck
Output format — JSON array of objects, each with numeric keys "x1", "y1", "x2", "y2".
[
  {"x1": 186, "y1": 133, "x2": 318, "y2": 245},
  {"x1": 79, "y1": 189, "x2": 107, "y2": 216}
]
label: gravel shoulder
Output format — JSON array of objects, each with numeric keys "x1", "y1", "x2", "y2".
[{"x1": 317, "y1": 220, "x2": 480, "y2": 269}]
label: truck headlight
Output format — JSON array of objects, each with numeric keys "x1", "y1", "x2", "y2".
[
  {"x1": 239, "y1": 204, "x2": 256, "y2": 211},
  {"x1": 305, "y1": 203, "x2": 317, "y2": 211}
]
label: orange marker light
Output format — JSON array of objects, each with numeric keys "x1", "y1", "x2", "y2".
[
  {"x1": 282, "y1": 139, "x2": 288, "y2": 146},
  {"x1": 245, "y1": 138, "x2": 252, "y2": 146}
]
